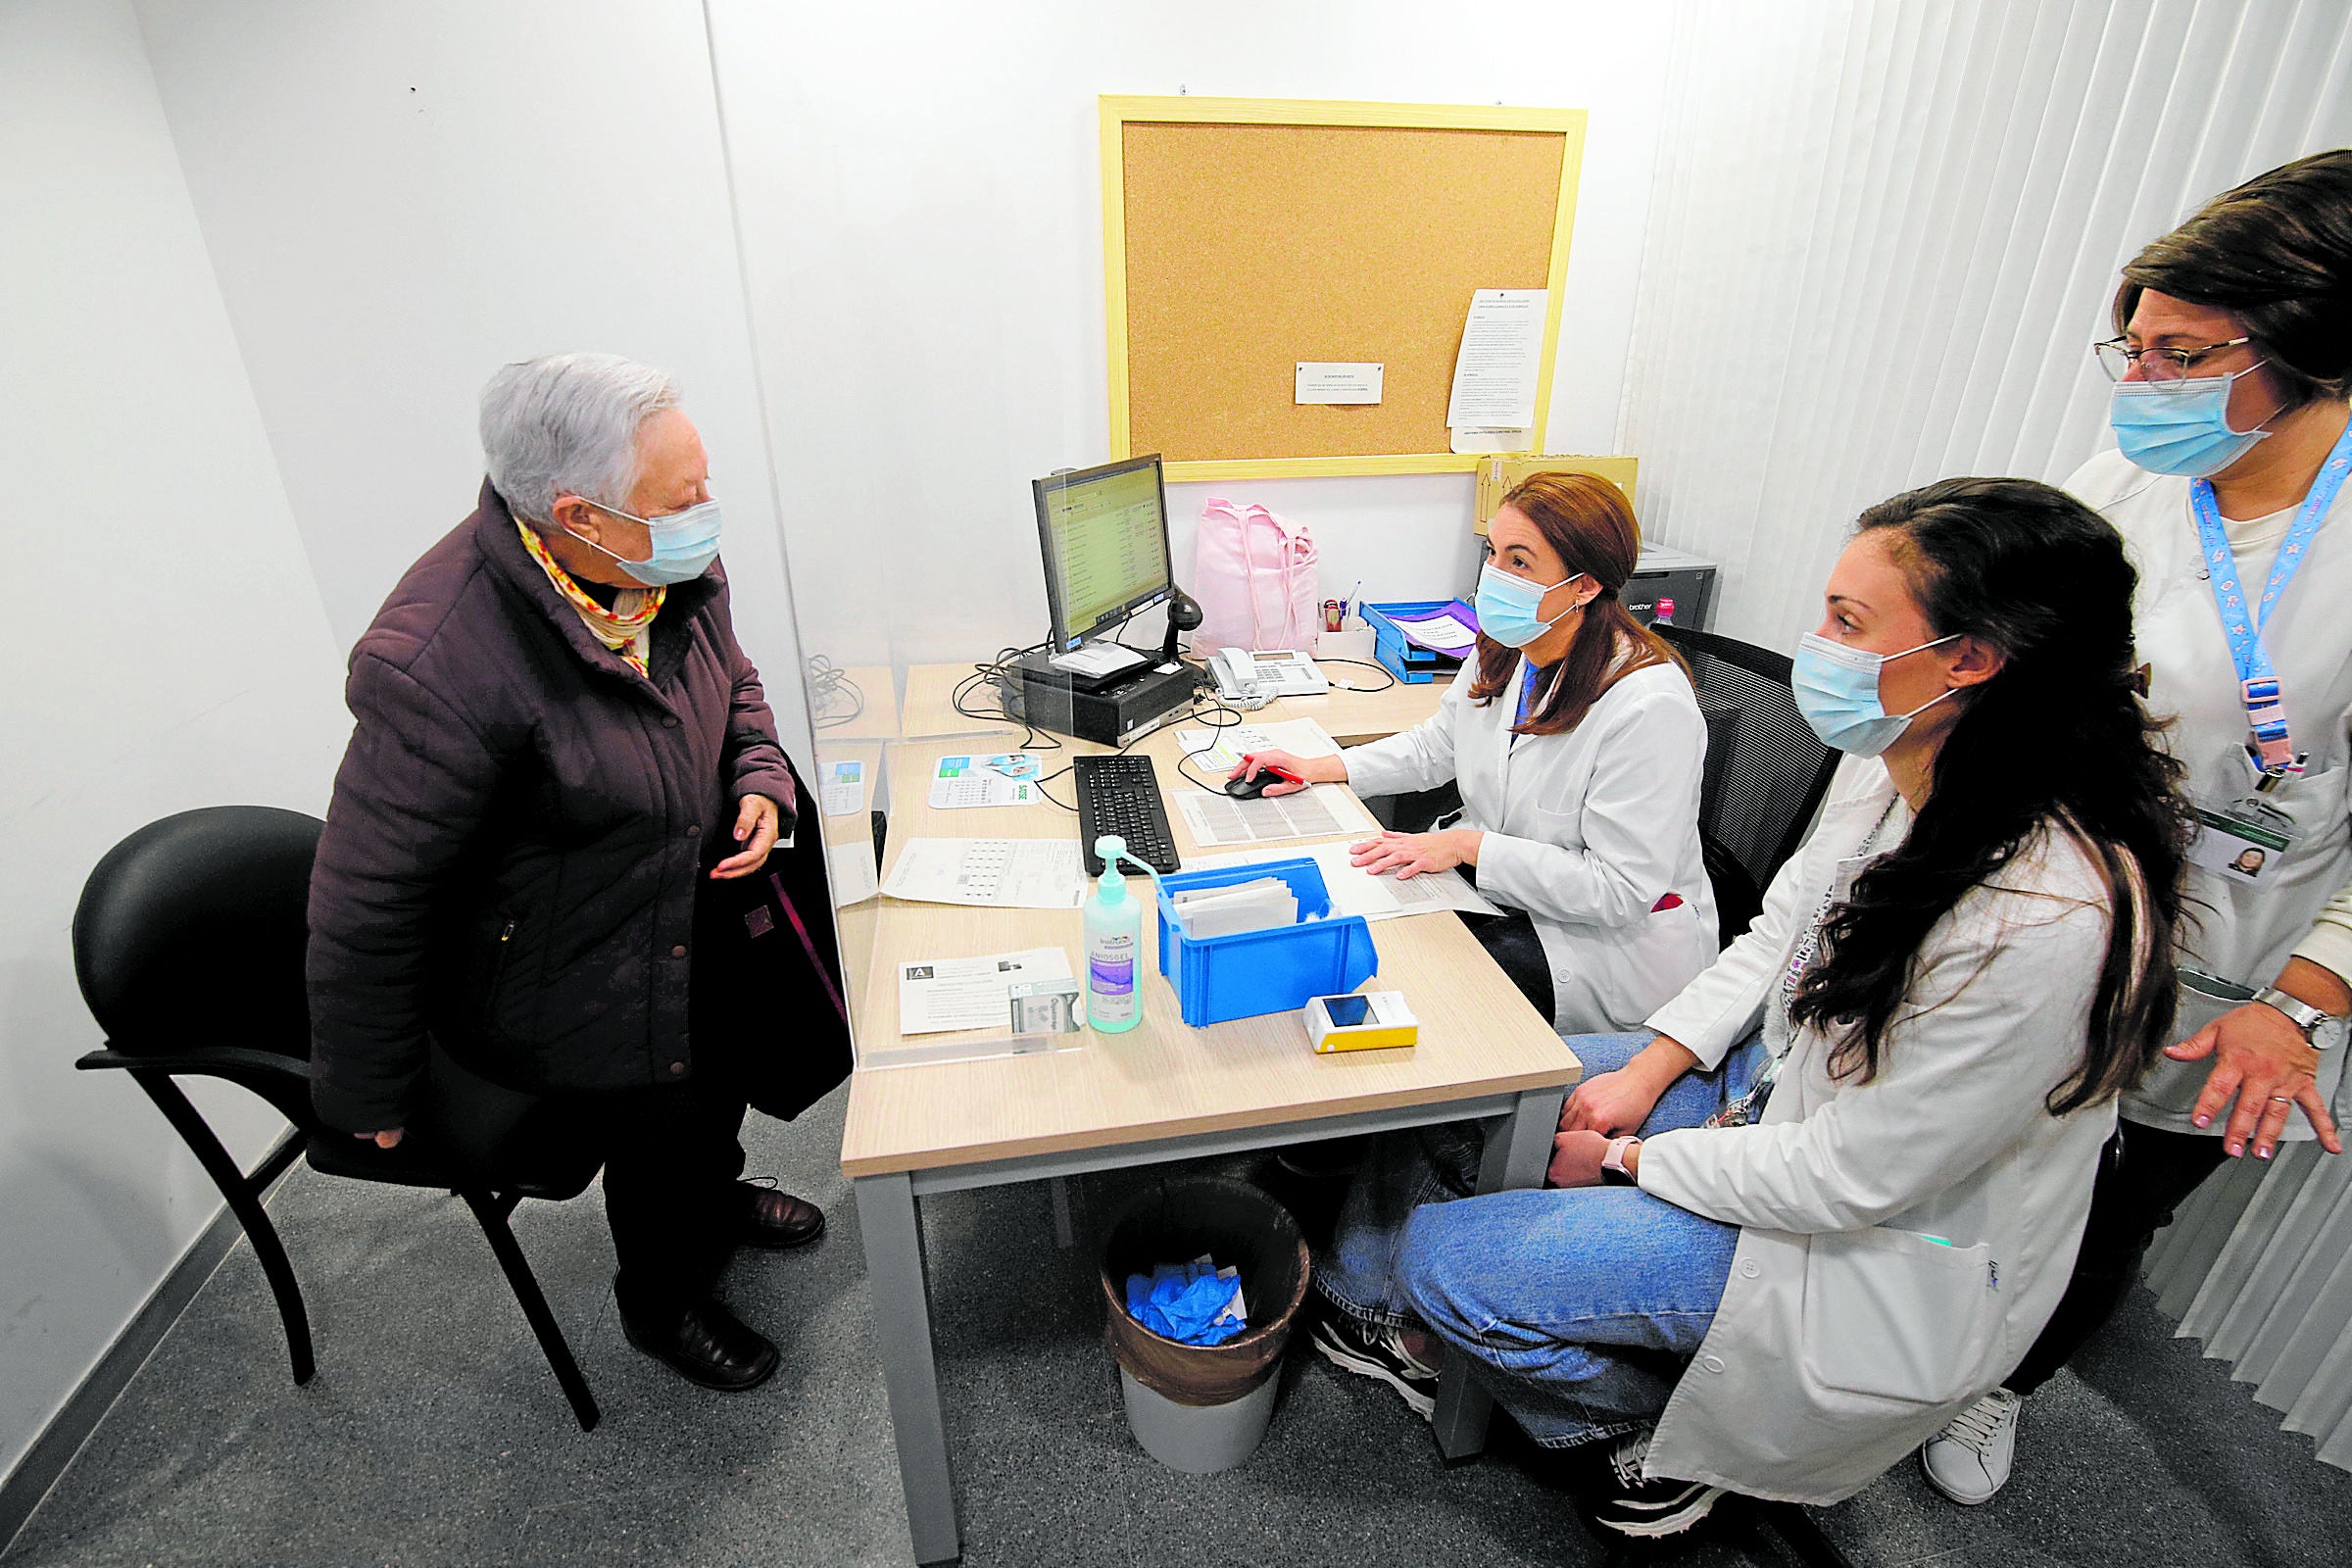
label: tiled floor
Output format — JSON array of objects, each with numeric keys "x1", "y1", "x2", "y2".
[{"x1": 5, "y1": 1089, "x2": 2347, "y2": 1567}]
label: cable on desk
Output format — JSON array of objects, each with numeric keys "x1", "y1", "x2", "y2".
[
  {"x1": 1317, "y1": 657, "x2": 1398, "y2": 693},
  {"x1": 805, "y1": 656, "x2": 866, "y2": 728},
  {"x1": 950, "y1": 641, "x2": 1067, "y2": 755}
]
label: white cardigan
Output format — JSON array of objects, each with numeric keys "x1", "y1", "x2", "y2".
[
  {"x1": 1638, "y1": 758, "x2": 2121, "y2": 1503},
  {"x1": 1340, "y1": 652, "x2": 1717, "y2": 1033},
  {"x1": 2067, "y1": 449, "x2": 2352, "y2": 1132}
]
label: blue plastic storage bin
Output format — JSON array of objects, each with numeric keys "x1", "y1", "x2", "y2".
[
  {"x1": 1152, "y1": 859, "x2": 1379, "y2": 1027},
  {"x1": 1360, "y1": 599, "x2": 1474, "y2": 684}
]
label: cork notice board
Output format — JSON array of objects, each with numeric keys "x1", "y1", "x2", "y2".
[{"x1": 1102, "y1": 97, "x2": 1586, "y2": 481}]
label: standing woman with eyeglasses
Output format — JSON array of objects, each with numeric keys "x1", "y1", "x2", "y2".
[{"x1": 1919, "y1": 149, "x2": 2352, "y2": 1506}]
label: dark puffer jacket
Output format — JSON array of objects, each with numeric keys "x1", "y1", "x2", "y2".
[{"x1": 307, "y1": 480, "x2": 799, "y2": 1134}]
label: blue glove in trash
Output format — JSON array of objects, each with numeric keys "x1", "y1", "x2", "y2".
[{"x1": 1124, "y1": 1258, "x2": 1247, "y2": 1347}]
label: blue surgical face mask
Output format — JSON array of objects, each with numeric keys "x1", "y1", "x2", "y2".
[
  {"x1": 1475, "y1": 562, "x2": 1586, "y2": 649},
  {"x1": 1791, "y1": 631, "x2": 1960, "y2": 757},
  {"x1": 575, "y1": 497, "x2": 723, "y2": 586},
  {"x1": 2108, "y1": 362, "x2": 2275, "y2": 477}
]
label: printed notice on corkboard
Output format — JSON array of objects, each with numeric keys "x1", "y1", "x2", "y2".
[{"x1": 1113, "y1": 113, "x2": 1576, "y2": 471}]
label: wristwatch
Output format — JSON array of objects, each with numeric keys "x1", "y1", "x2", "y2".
[
  {"x1": 1600, "y1": 1136, "x2": 1640, "y2": 1186},
  {"x1": 2254, "y1": 986, "x2": 2343, "y2": 1047}
]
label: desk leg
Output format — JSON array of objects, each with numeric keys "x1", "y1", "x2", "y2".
[
  {"x1": 1431, "y1": 1085, "x2": 1567, "y2": 1461},
  {"x1": 855, "y1": 1173, "x2": 960, "y2": 1565},
  {"x1": 1048, "y1": 1175, "x2": 1076, "y2": 1250}
]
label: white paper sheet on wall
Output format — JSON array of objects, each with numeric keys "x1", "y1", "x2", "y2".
[{"x1": 1446, "y1": 288, "x2": 1547, "y2": 435}]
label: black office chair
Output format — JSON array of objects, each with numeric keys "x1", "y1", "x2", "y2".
[
  {"x1": 71, "y1": 807, "x2": 606, "y2": 1431},
  {"x1": 1654, "y1": 624, "x2": 1839, "y2": 949}
]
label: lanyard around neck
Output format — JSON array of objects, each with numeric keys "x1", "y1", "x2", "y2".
[{"x1": 2188, "y1": 419, "x2": 2352, "y2": 776}]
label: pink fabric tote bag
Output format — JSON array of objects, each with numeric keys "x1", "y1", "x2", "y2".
[{"x1": 1190, "y1": 498, "x2": 1321, "y2": 653}]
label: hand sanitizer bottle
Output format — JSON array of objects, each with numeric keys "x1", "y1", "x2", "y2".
[{"x1": 1085, "y1": 834, "x2": 1146, "y2": 1033}]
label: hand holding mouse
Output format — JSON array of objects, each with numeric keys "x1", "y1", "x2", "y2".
[{"x1": 1224, "y1": 748, "x2": 1343, "y2": 799}]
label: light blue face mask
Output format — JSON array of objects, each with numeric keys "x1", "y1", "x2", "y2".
[
  {"x1": 576, "y1": 497, "x2": 723, "y2": 586},
  {"x1": 1791, "y1": 631, "x2": 1960, "y2": 758},
  {"x1": 1474, "y1": 562, "x2": 1586, "y2": 649},
  {"x1": 2108, "y1": 363, "x2": 2274, "y2": 478}
]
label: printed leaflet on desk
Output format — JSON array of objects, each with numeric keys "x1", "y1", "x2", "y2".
[
  {"x1": 880, "y1": 839, "x2": 1086, "y2": 908},
  {"x1": 1175, "y1": 784, "x2": 1376, "y2": 849},
  {"x1": 1174, "y1": 716, "x2": 1341, "y2": 774},
  {"x1": 898, "y1": 948, "x2": 1074, "y2": 1035},
  {"x1": 928, "y1": 753, "x2": 1045, "y2": 808},
  {"x1": 1192, "y1": 842, "x2": 1498, "y2": 921}
]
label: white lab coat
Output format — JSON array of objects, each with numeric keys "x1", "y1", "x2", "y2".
[
  {"x1": 1637, "y1": 758, "x2": 2122, "y2": 1503},
  {"x1": 1340, "y1": 650, "x2": 1717, "y2": 1033},
  {"x1": 2066, "y1": 449, "x2": 2352, "y2": 1134}
]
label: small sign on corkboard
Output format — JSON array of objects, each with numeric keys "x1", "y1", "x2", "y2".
[{"x1": 1102, "y1": 97, "x2": 1587, "y2": 482}]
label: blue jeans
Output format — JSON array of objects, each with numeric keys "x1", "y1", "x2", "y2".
[{"x1": 1315, "y1": 1028, "x2": 1766, "y2": 1447}]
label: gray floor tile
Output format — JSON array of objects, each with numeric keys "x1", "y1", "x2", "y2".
[{"x1": 9, "y1": 1104, "x2": 2352, "y2": 1568}]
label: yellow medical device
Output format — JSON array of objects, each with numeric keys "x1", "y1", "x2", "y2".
[{"x1": 1303, "y1": 991, "x2": 1418, "y2": 1054}]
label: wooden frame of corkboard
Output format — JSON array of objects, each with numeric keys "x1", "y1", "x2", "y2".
[{"x1": 1101, "y1": 96, "x2": 1587, "y2": 483}]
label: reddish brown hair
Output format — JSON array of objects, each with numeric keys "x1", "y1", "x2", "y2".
[{"x1": 1468, "y1": 471, "x2": 1683, "y2": 735}]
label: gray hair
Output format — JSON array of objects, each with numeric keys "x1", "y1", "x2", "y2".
[{"x1": 478, "y1": 353, "x2": 681, "y2": 523}]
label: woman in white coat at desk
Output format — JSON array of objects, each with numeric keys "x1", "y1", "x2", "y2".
[
  {"x1": 1310, "y1": 478, "x2": 2191, "y2": 1540},
  {"x1": 1232, "y1": 470, "x2": 1717, "y2": 1035}
]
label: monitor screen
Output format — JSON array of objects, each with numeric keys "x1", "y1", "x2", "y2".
[{"x1": 1033, "y1": 455, "x2": 1173, "y2": 651}]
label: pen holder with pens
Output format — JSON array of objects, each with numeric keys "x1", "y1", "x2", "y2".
[{"x1": 1153, "y1": 859, "x2": 1378, "y2": 1026}]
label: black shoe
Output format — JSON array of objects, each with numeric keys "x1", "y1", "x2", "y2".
[
  {"x1": 1308, "y1": 1307, "x2": 1440, "y2": 1421},
  {"x1": 1566, "y1": 1428, "x2": 1724, "y2": 1539},
  {"x1": 737, "y1": 1180, "x2": 825, "y2": 1250},
  {"x1": 616, "y1": 1288, "x2": 780, "y2": 1393}
]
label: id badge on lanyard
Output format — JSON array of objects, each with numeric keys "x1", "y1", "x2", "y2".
[
  {"x1": 2189, "y1": 787, "x2": 2300, "y2": 892},
  {"x1": 2187, "y1": 421, "x2": 2352, "y2": 779},
  {"x1": 2182, "y1": 423, "x2": 2352, "y2": 892}
]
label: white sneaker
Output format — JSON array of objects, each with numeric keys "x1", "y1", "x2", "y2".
[{"x1": 1921, "y1": 1389, "x2": 2022, "y2": 1504}]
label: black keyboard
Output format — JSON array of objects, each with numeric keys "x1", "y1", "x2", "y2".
[{"x1": 1074, "y1": 754, "x2": 1182, "y2": 876}]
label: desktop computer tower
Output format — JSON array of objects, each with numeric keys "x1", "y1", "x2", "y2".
[{"x1": 1002, "y1": 656, "x2": 1200, "y2": 747}]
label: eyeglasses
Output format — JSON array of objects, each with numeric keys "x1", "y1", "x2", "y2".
[{"x1": 2092, "y1": 336, "x2": 2252, "y2": 382}]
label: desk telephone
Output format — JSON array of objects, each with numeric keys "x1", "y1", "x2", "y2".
[{"x1": 1206, "y1": 647, "x2": 1330, "y2": 708}]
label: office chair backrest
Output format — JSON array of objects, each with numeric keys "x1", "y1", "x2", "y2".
[
  {"x1": 73, "y1": 806, "x2": 323, "y2": 1061},
  {"x1": 1654, "y1": 624, "x2": 1838, "y2": 918}
]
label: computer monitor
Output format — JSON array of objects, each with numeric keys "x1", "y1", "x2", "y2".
[{"x1": 1033, "y1": 454, "x2": 1174, "y2": 654}]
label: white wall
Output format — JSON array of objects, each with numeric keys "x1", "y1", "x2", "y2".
[
  {"x1": 705, "y1": 0, "x2": 1681, "y2": 671},
  {"x1": 0, "y1": 0, "x2": 352, "y2": 1488},
  {"x1": 132, "y1": 0, "x2": 812, "y2": 760}
]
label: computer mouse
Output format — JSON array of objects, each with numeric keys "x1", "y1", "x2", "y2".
[{"x1": 1224, "y1": 764, "x2": 1298, "y2": 800}]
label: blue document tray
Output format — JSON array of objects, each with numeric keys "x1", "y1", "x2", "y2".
[{"x1": 1152, "y1": 858, "x2": 1379, "y2": 1027}]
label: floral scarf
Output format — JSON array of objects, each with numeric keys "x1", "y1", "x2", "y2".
[{"x1": 514, "y1": 518, "x2": 664, "y2": 678}]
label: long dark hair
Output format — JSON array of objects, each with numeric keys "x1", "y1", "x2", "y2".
[
  {"x1": 2114, "y1": 148, "x2": 2352, "y2": 408},
  {"x1": 1468, "y1": 471, "x2": 1684, "y2": 735},
  {"x1": 1787, "y1": 478, "x2": 2191, "y2": 1116}
]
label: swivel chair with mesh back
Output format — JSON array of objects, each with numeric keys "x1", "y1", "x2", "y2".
[
  {"x1": 1653, "y1": 623, "x2": 1840, "y2": 948},
  {"x1": 71, "y1": 806, "x2": 606, "y2": 1431}
]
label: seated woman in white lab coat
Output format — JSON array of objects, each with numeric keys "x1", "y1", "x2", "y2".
[
  {"x1": 1307, "y1": 477, "x2": 2192, "y2": 1540},
  {"x1": 1231, "y1": 470, "x2": 1717, "y2": 1035}
]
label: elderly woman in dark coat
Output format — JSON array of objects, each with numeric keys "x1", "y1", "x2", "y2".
[{"x1": 307, "y1": 353, "x2": 820, "y2": 1393}]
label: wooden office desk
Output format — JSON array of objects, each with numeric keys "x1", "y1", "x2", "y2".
[
  {"x1": 899, "y1": 661, "x2": 1020, "y2": 739},
  {"x1": 897, "y1": 656, "x2": 1446, "y2": 744},
  {"x1": 843, "y1": 705, "x2": 1572, "y2": 1565}
]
